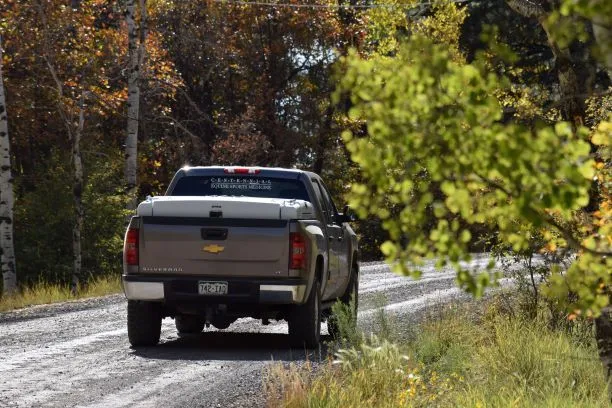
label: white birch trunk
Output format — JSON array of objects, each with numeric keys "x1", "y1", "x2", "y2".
[
  {"x1": 125, "y1": 0, "x2": 140, "y2": 209},
  {"x1": 138, "y1": 0, "x2": 148, "y2": 71},
  {"x1": 0, "y1": 35, "x2": 17, "y2": 295},
  {"x1": 71, "y1": 92, "x2": 85, "y2": 295}
]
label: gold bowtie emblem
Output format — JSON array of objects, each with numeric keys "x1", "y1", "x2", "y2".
[{"x1": 202, "y1": 244, "x2": 225, "y2": 254}]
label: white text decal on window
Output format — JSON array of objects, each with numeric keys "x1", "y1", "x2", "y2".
[{"x1": 210, "y1": 177, "x2": 272, "y2": 190}]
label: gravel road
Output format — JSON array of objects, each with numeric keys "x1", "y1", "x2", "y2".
[{"x1": 0, "y1": 258, "x2": 491, "y2": 408}]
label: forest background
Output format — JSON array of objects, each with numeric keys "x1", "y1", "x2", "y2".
[{"x1": 0, "y1": 0, "x2": 609, "y2": 315}]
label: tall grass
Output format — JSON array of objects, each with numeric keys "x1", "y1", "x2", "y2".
[
  {"x1": 266, "y1": 296, "x2": 610, "y2": 407},
  {"x1": 457, "y1": 315, "x2": 606, "y2": 407},
  {"x1": 0, "y1": 274, "x2": 122, "y2": 312}
]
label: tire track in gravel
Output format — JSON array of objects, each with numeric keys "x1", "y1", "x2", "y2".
[{"x1": 0, "y1": 258, "x2": 494, "y2": 408}]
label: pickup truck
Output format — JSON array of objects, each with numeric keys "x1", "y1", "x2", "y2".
[{"x1": 122, "y1": 166, "x2": 359, "y2": 348}]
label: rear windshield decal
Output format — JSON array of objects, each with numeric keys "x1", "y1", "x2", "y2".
[
  {"x1": 210, "y1": 177, "x2": 272, "y2": 190},
  {"x1": 170, "y1": 176, "x2": 310, "y2": 201}
]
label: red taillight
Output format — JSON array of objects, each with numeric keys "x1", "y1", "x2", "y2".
[
  {"x1": 289, "y1": 232, "x2": 306, "y2": 270},
  {"x1": 224, "y1": 167, "x2": 261, "y2": 174},
  {"x1": 125, "y1": 228, "x2": 139, "y2": 266}
]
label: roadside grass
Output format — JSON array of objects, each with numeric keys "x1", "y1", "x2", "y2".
[
  {"x1": 265, "y1": 295, "x2": 610, "y2": 408},
  {"x1": 0, "y1": 274, "x2": 122, "y2": 312}
]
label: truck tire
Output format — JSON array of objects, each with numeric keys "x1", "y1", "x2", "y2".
[
  {"x1": 288, "y1": 280, "x2": 321, "y2": 348},
  {"x1": 127, "y1": 300, "x2": 162, "y2": 347},
  {"x1": 175, "y1": 315, "x2": 205, "y2": 334},
  {"x1": 328, "y1": 266, "x2": 359, "y2": 339}
]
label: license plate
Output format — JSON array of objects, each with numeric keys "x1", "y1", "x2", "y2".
[{"x1": 198, "y1": 281, "x2": 228, "y2": 295}]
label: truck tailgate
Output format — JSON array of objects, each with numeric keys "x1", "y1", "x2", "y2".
[
  {"x1": 137, "y1": 196, "x2": 315, "y2": 219},
  {"x1": 139, "y1": 217, "x2": 290, "y2": 277}
]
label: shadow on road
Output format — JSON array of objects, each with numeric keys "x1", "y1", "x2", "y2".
[{"x1": 130, "y1": 331, "x2": 332, "y2": 362}]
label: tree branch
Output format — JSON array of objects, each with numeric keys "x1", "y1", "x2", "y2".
[
  {"x1": 542, "y1": 212, "x2": 612, "y2": 257},
  {"x1": 505, "y1": 0, "x2": 548, "y2": 21},
  {"x1": 471, "y1": 171, "x2": 612, "y2": 257},
  {"x1": 151, "y1": 115, "x2": 205, "y2": 145},
  {"x1": 145, "y1": 77, "x2": 220, "y2": 130}
]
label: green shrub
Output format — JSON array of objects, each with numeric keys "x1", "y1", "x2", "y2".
[
  {"x1": 13, "y1": 150, "x2": 128, "y2": 288},
  {"x1": 329, "y1": 295, "x2": 361, "y2": 348}
]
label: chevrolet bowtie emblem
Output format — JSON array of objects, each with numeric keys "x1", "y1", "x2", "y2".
[{"x1": 202, "y1": 244, "x2": 225, "y2": 254}]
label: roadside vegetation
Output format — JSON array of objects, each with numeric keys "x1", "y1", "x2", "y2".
[
  {"x1": 0, "y1": 274, "x2": 121, "y2": 313},
  {"x1": 265, "y1": 293, "x2": 609, "y2": 408}
]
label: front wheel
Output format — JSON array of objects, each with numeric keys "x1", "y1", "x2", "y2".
[
  {"x1": 127, "y1": 300, "x2": 162, "y2": 347},
  {"x1": 288, "y1": 280, "x2": 321, "y2": 348}
]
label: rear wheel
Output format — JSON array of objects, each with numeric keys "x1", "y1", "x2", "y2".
[
  {"x1": 175, "y1": 315, "x2": 205, "y2": 334},
  {"x1": 288, "y1": 280, "x2": 321, "y2": 348},
  {"x1": 127, "y1": 300, "x2": 162, "y2": 347}
]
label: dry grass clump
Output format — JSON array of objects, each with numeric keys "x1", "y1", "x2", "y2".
[{"x1": 0, "y1": 274, "x2": 122, "y2": 312}]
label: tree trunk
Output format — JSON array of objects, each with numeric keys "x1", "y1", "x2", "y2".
[
  {"x1": 591, "y1": 10, "x2": 612, "y2": 79},
  {"x1": 507, "y1": 1, "x2": 609, "y2": 392},
  {"x1": 125, "y1": 0, "x2": 141, "y2": 210},
  {"x1": 138, "y1": 0, "x2": 149, "y2": 147},
  {"x1": 0, "y1": 35, "x2": 17, "y2": 295},
  {"x1": 595, "y1": 305, "x2": 612, "y2": 400},
  {"x1": 37, "y1": 1, "x2": 86, "y2": 292},
  {"x1": 45, "y1": 68, "x2": 83, "y2": 294},
  {"x1": 138, "y1": 0, "x2": 148, "y2": 74},
  {"x1": 539, "y1": 21, "x2": 594, "y2": 126},
  {"x1": 505, "y1": 0, "x2": 596, "y2": 126},
  {"x1": 313, "y1": 105, "x2": 334, "y2": 175},
  {"x1": 71, "y1": 92, "x2": 85, "y2": 295}
]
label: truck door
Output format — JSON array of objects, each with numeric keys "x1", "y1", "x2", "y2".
[
  {"x1": 320, "y1": 181, "x2": 351, "y2": 288},
  {"x1": 312, "y1": 179, "x2": 342, "y2": 299}
]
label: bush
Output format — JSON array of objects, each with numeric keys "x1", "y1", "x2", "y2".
[
  {"x1": 13, "y1": 150, "x2": 128, "y2": 288},
  {"x1": 329, "y1": 294, "x2": 361, "y2": 348}
]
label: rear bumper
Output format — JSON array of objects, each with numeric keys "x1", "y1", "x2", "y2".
[{"x1": 122, "y1": 274, "x2": 307, "y2": 304}]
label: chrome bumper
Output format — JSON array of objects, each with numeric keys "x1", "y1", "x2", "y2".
[
  {"x1": 259, "y1": 284, "x2": 307, "y2": 303},
  {"x1": 122, "y1": 277, "x2": 306, "y2": 304},
  {"x1": 122, "y1": 280, "x2": 165, "y2": 301}
]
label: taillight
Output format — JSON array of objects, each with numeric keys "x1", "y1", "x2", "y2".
[
  {"x1": 289, "y1": 232, "x2": 306, "y2": 270},
  {"x1": 224, "y1": 167, "x2": 261, "y2": 174},
  {"x1": 125, "y1": 228, "x2": 139, "y2": 266}
]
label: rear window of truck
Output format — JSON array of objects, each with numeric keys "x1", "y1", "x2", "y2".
[{"x1": 170, "y1": 176, "x2": 310, "y2": 202}]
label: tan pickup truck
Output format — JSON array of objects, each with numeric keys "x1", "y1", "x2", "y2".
[{"x1": 122, "y1": 166, "x2": 359, "y2": 348}]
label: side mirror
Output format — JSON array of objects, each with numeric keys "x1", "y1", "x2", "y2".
[{"x1": 339, "y1": 205, "x2": 356, "y2": 223}]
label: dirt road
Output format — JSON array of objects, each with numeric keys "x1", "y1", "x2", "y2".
[{"x1": 0, "y1": 258, "x2": 490, "y2": 408}]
